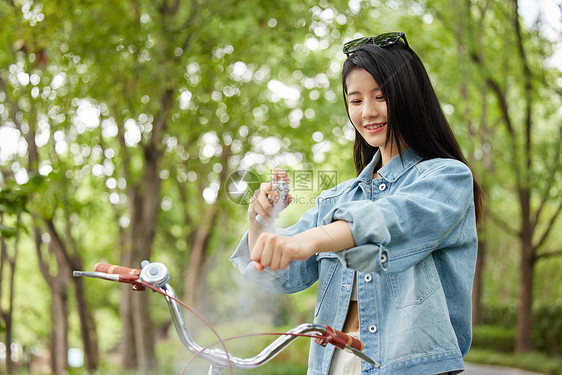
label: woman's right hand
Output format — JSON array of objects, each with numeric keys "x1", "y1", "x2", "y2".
[{"x1": 248, "y1": 168, "x2": 292, "y2": 225}]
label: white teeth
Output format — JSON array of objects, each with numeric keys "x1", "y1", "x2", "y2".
[{"x1": 365, "y1": 123, "x2": 385, "y2": 129}]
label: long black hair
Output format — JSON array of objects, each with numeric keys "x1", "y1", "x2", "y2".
[{"x1": 342, "y1": 42, "x2": 483, "y2": 222}]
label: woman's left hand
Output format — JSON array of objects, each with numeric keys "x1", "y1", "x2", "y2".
[{"x1": 250, "y1": 232, "x2": 316, "y2": 271}]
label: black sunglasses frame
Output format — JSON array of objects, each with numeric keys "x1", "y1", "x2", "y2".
[{"x1": 343, "y1": 32, "x2": 409, "y2": 56}]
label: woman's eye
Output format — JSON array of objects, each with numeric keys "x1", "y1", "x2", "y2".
[
  {"x1": 375, "y1": 96, "x2": 385, "y2": 100},
  {"x1": 350, "y1": 99, "x2": 361, "y2": 105}
]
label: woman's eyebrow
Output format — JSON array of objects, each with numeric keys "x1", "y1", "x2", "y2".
[{"x1": 347, "y1": 87, "x2": 382, "y2": 97}]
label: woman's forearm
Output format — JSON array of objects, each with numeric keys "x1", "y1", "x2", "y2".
[
  {"x1": 248, "y1": 217, "x2": 263, "y2": 251},
  {"x1": 294, "y1": 220, "x2": 356, "y2": 255}
]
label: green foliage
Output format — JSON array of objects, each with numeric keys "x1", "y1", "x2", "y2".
[
  {"x1": 0, "y1": 222, "x2": 16, "y2": 238},
  {"x1": 0, "y1": 184, "x2": 28, "y2": 217},
  {"x1": 472, "y1": 325, "x2": 515, "y2": 353},
  {"x1": 479, "y1": 304, "x2": 519, "y2": 328},
  {"x1": 532, "y1": 304, "x2": 562, "y2": 356},
  {"x1": 0, "y1": 174, "x2": 44, "y2": 237},
  {"x1": 466, "y1": 348, "x2": 562, "y2": 375},
  {"x1": 475, "y1": 303, "x2": 562, "y2": 355}
]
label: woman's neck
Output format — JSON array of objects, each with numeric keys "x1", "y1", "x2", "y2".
[
  {"x1": 379, "y1": 145, "x2": 401, "y2": 167},
  {"x1": 374, "y1": 144, "x2": 408, "y2": 179}
]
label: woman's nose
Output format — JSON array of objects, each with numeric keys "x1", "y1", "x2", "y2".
[{"x1": 362, "y1": 97, "x2": 379, "y2": 119}]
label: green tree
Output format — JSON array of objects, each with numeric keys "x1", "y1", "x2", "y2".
[
  {"x1": 40, "y1": 0, "x2": 354, "y2": 371},
  {"x1": 0, "y1": 2, "x2": 102, "y2": 372},
  {"x1": 425, "y1": 0, "x2": 562, "y2": 352},
  {"x1": 1, "y1": 0, "x2": 561, "y2": 372},
  {"x1": 0, "y1": 174, "x2": 28, "y2": 375}
]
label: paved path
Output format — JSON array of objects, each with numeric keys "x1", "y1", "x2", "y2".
[{"x1": 465, "y1": 362, "x2": 544, "y2": 375}]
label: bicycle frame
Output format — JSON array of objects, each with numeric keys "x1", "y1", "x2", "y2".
[{"x1": 74, "y1": 260, "x2": 379, "y2": 374}]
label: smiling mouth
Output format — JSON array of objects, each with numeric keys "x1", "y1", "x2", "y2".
[{"x1": 364, "y1": 123, "x2": 386, "y2": 130}]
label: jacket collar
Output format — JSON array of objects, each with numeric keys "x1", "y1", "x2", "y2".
[{"x1": 357, "y1": 148, "x2": 423, "y2": 183}]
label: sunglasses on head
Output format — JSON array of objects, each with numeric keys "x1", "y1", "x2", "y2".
[{"x1": 343, "y1": 32, "x2": 409, "y2": 56}]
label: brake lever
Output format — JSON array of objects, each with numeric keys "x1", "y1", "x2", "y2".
[
  {"x1": 343, "y1": 344, "x2": 379, "y2": 367},
  {"x1": 73, "y1": 271, "x2": 121, "y2": 282}
]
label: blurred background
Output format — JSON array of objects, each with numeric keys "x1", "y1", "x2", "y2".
[{"x1": 0, "y1": 0, "x2": 561, "y2": 374}]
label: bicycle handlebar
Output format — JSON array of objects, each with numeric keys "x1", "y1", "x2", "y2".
[
  {"x1": 74, "y1": 260, "x2": 379, "y2": 373},
  {"x1": 93, "y1": 263, "x2": 141, "y2": 276},
  {"x1": 318, "y1": 325, "x2": 363, "y2": 352}
]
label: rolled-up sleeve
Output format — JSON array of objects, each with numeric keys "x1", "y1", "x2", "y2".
[{"x1": 320, "y1": 161, "x2": 474, "y2": 274}]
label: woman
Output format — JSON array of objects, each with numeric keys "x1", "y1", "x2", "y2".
[{"x1": 231, "y1": 32, "x2": 482, "y2": 375}]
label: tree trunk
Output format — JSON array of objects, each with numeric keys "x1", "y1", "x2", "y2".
[
  {"x1": 516, "y1": 189, "x2": 534, "y2": 352},
  {"x1": 130, "y1": 173, "x2": 161, "y2": 372},
  {"x1": 115, "y1": 85, "x2": 173, "y2": 372},
  {"x1": 24, "y1": 96, "x2": 71, "y2": 374},
  {"x1": 46, "y1": 218, "x2": 100, "y2": 372},
  {"x1": 118, "y1": 206, "x2": 138, "y2": 368},
  {"x1": 47, "y1": 227, "x2": 71, "y2": 374},
  {"x1": 120, "y1": 189, "x2": 160, "y2": 372},
  {"x1": 119, "y1": 198, "x2": 161, "y2": 373},
  {"x1": 33, "y1": 223, "x2": 70, "y2": 375},
  {"x1": 184, "y1": 144, "x2": 231, "y2": 308},
  {"x1": 0, "y1": 220, "x2": 18, "y2": 375},
  {"x1": 119, "y1": 150, "x2": 163, "y2": 372},
  {"x1": 31, "y1": 212, "x2": 71, "y2": 375},
  {"x1": 516, "y1": 245, "x2": 534, "y2": 352},
  {"x1": 119, "y1": 281, "x2": 138, "y2": 368},
  {"x1": 131, "y1": 291, "x2": 157, "y2": 373},
  {"x1": 472, "y1": 239, "x2": 486, "y2": 325},
  {"x1": 512, "y1": 0, "x2": 536, "y2": 353},
  {"x1": 72, "y1": 268, "x2": 99, "y2": 372},
  {"x1": 184, "y1": 205, "x2": 220, "y2": 308},
  {"x1": 5, "y1": 241, "x2": 17, "y2": 375},
  {"x1": 4, "y1": 311, "x2": 14, "y2": 375},
  {"x1": 50, "y1": 267, "x2": 70, "y2": 375}
]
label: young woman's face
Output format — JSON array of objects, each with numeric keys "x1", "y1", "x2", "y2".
[{"x1": 346, "y1": 68, "x2": 389, "y2": 150}]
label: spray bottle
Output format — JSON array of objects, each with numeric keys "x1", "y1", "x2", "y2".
[{"x1": 255, "y1": 179, "x2": 291, "y2": 229}]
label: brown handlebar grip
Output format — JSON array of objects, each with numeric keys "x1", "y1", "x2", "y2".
[
  {"x1": 93, "y1": 263, "x2": 141, "y2": 276},
  {"x1": 324, "y1": 325, "x2": 364, "y2": 351}
]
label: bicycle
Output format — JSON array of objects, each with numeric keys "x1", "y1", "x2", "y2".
[{"x1": 73, "y1": 260, "x2": 379, "y2": 374}]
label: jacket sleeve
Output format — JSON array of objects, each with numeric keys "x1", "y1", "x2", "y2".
[
  {"x1": 230, "y1": 204, "x2": 320, "y2": 294},
  {"x1": 320, "y1": 160, "x2": 475, "y2": 274}
]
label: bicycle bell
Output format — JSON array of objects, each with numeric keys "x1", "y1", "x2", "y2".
[{"x1": 140, "y1": 260, "x2": 170, "y2": 287}]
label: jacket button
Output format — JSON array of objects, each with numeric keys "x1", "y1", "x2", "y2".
[
  {"x1": 369, "y1": 325, "x2": 377, "y2": 333},
  {"x1": 378, "y1": 183, "x2": 386, "y2": 191},
  {"x1": 364, "y1": 274, "x2": 372, "y2": 282}
]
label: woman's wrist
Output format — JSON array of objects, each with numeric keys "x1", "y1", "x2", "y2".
[{"x1": 248, "y1": 205, "x2": 257, "y2": 220}]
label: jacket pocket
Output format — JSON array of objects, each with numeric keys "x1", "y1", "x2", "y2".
[
  {"x1": 389, "y1": 254, "x2": 441, "y2": 308},
  {"x1": 314, "y1": 253, "x2": 339, "y2": 317}
]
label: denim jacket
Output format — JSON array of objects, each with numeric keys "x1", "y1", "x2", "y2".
[{"x1": 230, "y1": 148, "x2": 477, "y2": 375}]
